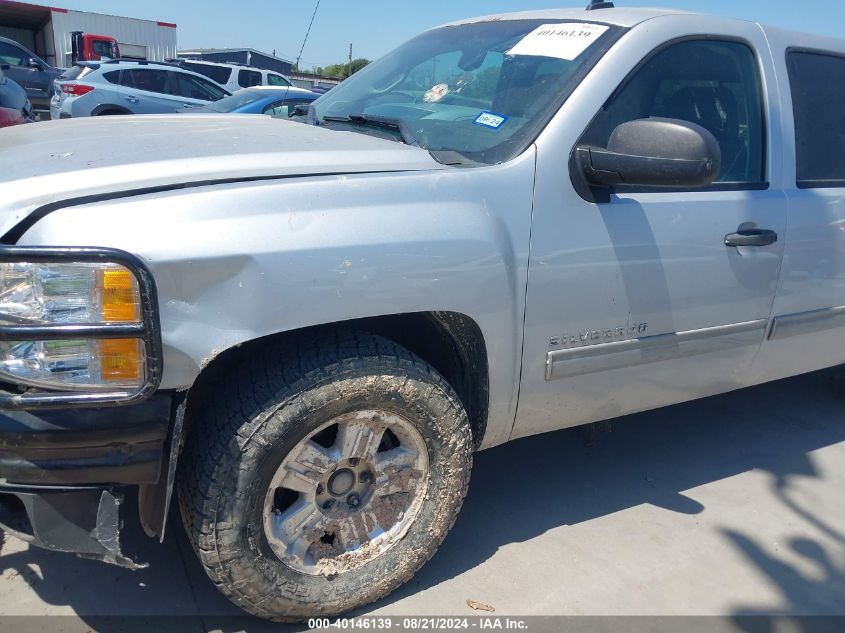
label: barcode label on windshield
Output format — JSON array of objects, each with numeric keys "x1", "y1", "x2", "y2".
[{"x1": 506, "y1": 23, "x2": 609, "y2": 61}]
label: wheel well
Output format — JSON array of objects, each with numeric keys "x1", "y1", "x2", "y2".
[
  {"x1": 91, "y1": 105, "x2": 130, "y2": 116},
  {"x1": 182, "y1": 312, "x2": 490, "y2": 449}
]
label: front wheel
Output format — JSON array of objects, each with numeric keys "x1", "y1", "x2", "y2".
[{"x1": 177, "y1": 332, "x2": 473, "y2": 621}]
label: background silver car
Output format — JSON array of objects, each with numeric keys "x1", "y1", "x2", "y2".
[{"x1": 50, "y1": 59, "x2": 230, "y2": 119}]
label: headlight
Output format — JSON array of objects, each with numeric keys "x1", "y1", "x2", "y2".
[{"x1": 0, "y1": 262, "x2": 145, "y2": 391}]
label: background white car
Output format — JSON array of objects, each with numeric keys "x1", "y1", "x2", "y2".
[{"x1": 176, "y1": 59, "x2": 293, "y2": 93}]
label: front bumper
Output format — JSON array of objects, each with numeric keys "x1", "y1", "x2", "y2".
[
  {"x1": 0, "y1": 487, "x2": 146, "y2": 568},
  {"x1": 0, "y1": 245, "x2": 170, "y2": 567},
  {"x1": 0, "y1": 392, "x2": 173, "y2": 486},
  {"x1": 0, "y1": 392, "x2": 176, "y2": 568}
]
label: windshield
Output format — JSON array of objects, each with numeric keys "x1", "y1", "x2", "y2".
[
  {"x1": 313, "y1": 19, "x2": 620, "y2": 164},
  {"x1": 206, "y1": 89, "x2": 267, "y2": 112}
]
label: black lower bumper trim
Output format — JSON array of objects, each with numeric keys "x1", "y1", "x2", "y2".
[
  {"x1": 0, "y1": 487, "x2": 146, "y2": 569},
  {"x1": 0, "y1": 392, "x2": 173, "y2": 486}
]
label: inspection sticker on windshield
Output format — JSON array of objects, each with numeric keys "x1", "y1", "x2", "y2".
[
  {"x1": 506, "y1": 22, "x2": 609, "y2": 61},
  {"x1": 474, "y1": 112, "x2": 508, "y2": 129}
]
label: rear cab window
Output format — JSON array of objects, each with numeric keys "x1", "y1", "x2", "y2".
[{"x1": 786, "y1": 50, "x2": 845, "y2": 187}]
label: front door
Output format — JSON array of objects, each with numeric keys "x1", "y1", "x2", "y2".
[
  {"x1": 0, "y1": 41, "x2": 49, "y2": 109},
  {"x1": 513, "y1": 28, "x2": 787, "y2": 439}
]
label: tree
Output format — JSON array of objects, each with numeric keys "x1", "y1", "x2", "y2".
[{"x1": 312, "y1": 58, "x2": 371, "y2": 79}]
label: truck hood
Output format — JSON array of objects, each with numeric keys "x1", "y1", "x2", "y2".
[{"x1": 0, "y1": 114, "x2": 445, "y2": 240}]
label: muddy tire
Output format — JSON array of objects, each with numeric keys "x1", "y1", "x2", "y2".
[{"x1": 177, "y1": 331, "x2": 473, "y2": 621}]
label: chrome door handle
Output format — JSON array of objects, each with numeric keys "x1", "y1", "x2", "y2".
[
  {"x1": 725, "y1": 228, "x2": 778, "y2": 248},
  {"x1": 124, "y1": 95, "x2": 139, "y2": 104}
]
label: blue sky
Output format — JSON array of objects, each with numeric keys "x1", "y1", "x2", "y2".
[{"x1": 53, "y1": 1, "x2": 845, "y2": 68}]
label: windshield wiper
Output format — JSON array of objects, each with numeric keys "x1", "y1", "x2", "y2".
[{"x1": 322, "y1": 114, "x2": 420, "y2": 147}]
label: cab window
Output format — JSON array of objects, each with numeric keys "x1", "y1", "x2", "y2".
[
  {"x1": 580, "y1": 39, "x2": 765, "y2": 185},
  {"x1": 0, "y1": 41, "x2": 27, "y2": 67},
  {"x1": 91, "y1": 40, "x2": 113, "y2": 58},
  {"x1": 787, "y1": 50, "x2": 845, "y2": 186}
]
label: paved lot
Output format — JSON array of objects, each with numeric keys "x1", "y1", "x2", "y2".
[{"x1": 1, "y1": 368, "x2": 844, "y2": 630}]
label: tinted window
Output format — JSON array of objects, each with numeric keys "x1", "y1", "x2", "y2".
[
  {"x1": 238, "y1": 69, "x2": 261, "y2": 88},
  {"x1": 182, "y1": 61, "x2": 232, "y2": 85},
  {"x1": 102, "y1": 70, "x2": 121, "y2": 84},
  {"x1": 125, "y1": 69, "x2": 170, "y2": 94},
  {"x1": 0, "y1": 42, "x2": 26, "y2": 67},
  {"x1": 267, "y1": 74, "x2": 291, "y2": 87},
  {"x1": 581, "y1": 40, "x2": 765, "y2": 184},
  {"x1": 787, "y1": 51, "x2": 845, "y2": 186},
  {"x1": 175, "y1": 72, "x2": 227, "y2": 101}
]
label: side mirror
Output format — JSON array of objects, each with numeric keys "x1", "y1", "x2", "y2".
[
  {"x1": 571, "y1": 118, "x2": 721, "y2": 203},
  {"x1": 0, "y1": 63, "x2": 9, "y2": 71},
  {"x1": 28, "y1": 57, "x2": 44, "y2": 70}
]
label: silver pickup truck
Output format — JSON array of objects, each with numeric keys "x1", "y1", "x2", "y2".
[{"x1": 1, "y1": 2, "x2": 844, "y2": 621}]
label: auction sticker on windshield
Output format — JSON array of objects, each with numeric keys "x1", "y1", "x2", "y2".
[{"x1": 506, "y1": 22, "x2": 609, "y2": 60}]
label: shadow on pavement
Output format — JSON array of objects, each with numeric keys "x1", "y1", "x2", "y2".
[
  {"x1": 724, "y1": 429, "x2": 845, "y2": 633},
  {"x1": 1, "y1": 368, "x2": 844, "y2": 630},
  {"x1": 375, "y1": 367, "x2": 845, "y2": 612}
]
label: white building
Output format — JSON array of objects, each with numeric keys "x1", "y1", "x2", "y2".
[{"x1": 0, "y1": 0, "x2": 177, "y2": 67}]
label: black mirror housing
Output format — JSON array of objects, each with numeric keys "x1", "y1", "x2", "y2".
[{"x1": 572, "y1": 118, "x2": 721, "y2": 202}]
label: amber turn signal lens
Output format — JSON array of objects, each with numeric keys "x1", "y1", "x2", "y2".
[
  {"x1": 99, "y1": 268, "x2": 141, "y2": 323},
  {"x1": 97, "y1": 338, "x2": 145, "y2": 384}
]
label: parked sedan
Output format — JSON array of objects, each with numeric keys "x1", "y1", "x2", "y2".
[
  {"x1": 0, "y1": 65, "x2": 34, "y2": 128},
  {"x1": 178, "y1": 86, "x2": 319, "y2": 117}
]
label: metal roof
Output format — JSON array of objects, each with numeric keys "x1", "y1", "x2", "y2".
[
  {"x1": 0, "y1": 1, "x2": 52, "y2": 30},
  {"x1": 177, "y1": 48, "x2": 294, "y2": 65}
]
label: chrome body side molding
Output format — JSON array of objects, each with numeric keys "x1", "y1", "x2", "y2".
[
  {"x1": 768, "y1": 305, "x2": 845, "y2": 341},
  {"x1": 545, "y1": 320, "x2": 768, "y2": 381}
]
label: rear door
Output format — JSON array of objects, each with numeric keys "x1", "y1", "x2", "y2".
[
  {"x1": 750, "y1": 34, "x2": 845, "y2": 382},
  {"x1": 513, "y1": 18, "x2": 787, "y2": 439},
  {"x1": 118, "y1": 68, "x2": 180, "y2": 113}
]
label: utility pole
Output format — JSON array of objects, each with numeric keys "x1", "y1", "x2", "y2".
[{"x1": 348, "y1": 43, "x2": 353, "y2": 79}]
